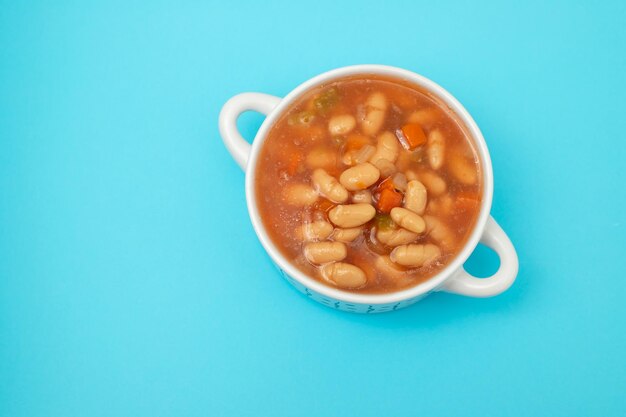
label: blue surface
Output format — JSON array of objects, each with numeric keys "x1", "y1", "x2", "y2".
[{"x1": 1, "y1": 1, "x2": 625, "y2": 416}]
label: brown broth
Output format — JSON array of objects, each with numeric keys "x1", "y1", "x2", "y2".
[{"x1": 255, "y1": 75, "x2": 482, "y2": 294}]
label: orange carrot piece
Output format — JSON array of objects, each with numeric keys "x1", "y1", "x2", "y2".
[
  {"x1": 399, "y1": 123, "x2": 427, "y2": 150},
  {"x1": 375, "y1": 188, "x2": 402, "y2": 213},
  {"x1": 373, "y1": 177, "x2": 405, "y2": 213}
]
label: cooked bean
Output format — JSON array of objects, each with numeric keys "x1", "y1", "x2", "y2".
[
  {"x1": 390, "y1": 207, "x2": 426, "y2": 234},
  {"x1": 376, "y1": 227, "x2": 418, "y2": 246},
  {"x1": 304, "y1": 242, "x2": 347, "y2": 264},
  {"x1": 407, "y1": 108, "x2": 440, "y2": 125},
  {"x1": 390, "y1": 244, "x2": 441, "y2": 267},
  {"x1": 283, "y1": 184, "x2": 318, "y2": 206},
  {"x1": 369, "y1": 131, "x2": 399, "y2": 163},
  {"x1": 331, "y1": 227, "x2": 362, "y2": 242},
  {"x1": 395, "y1": 149, "x2": 420, "y2": 172},
  {"x1": 427, "y1": 194, "x2": 453, "y2": 215},
  {"x1": 367, "y1": 92, "x2": 387, "y2": 109},
  {"x1": 375, "y1": 255, "x2": 407, "y2": 281},
  {"x1": 423, "y1": 215, "x2": 455, "y2": 250},
  {"x1": 339, "y1": 162, "x2": 380, "y2": 191},
  {"x1": 360, "y1": 93, "x2": 387, "y2": 136},
  {"x1": 404, "y1": 180, "x2": 427, "y2": 214},
  {"x1": 405, "y1": 169, "x2": 418, "y2": 181},
  {"x1": 448, "y1": 152, "x2": 478, "y2": 184},
  {"x1": 306, "y1": 147, "x2": 337, "y2": 170},
  {"x1": 419, "y1": 171, "x2": 447, "y2": 195},
  {"x1": 341, "y1": 151, "x2": 355, "y2": 166},
  {"x1": 427, "y1": 129, "x2": 445, "y2": 170},
  {"x1": 297, "y1": 220, "x2": 334, "y2": 241},
  {"x1": 310, "y1": 210, "x2": 327, "y2": 222},
  {"x1": 372, "y1": 158, "x2": 397, "y2": 178},
  {"x1": 329, "y1": 203, "x2": 376, "y2": 228},
  {"x1": 328, "y1": 114, "x2": 356, "y2": 135},
  {"x1": 321, "y1": 262, "x2": 367, "y2": 288},
  {"x1": 352, "y1": 190, "x2": 372, "y2": 204},
  {"x1": 312, "y1": 169, "x2": 349, "y2": 203}
]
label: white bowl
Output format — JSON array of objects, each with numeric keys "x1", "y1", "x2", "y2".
[{"x1": 219, "y1": 65, "x2": 518, "y2": 313}]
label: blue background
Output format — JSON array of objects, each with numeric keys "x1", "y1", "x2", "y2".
[{"x1": 1, "y1": 1, "x2": 625, "y2": 416}]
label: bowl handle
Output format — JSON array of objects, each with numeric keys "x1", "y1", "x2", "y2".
[
  {"x1": 218, "y1": 93, "x2": 282, "y2": 171},
  {"x1": 441, "y1": 216, "x2": 519, "y2": 297}
]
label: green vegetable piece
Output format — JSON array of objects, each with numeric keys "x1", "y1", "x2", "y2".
[
  {"x1": 288, "y1": 111, "x2": 316, "y2": 126},
  {"x1": 374, "y1": 214, "x2": 396, "y2": 231},
  {"x1": 313, "y1": 87, "x2": 339, "y2": 114}
]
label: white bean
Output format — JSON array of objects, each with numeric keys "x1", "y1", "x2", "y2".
[
  {"x1": 341, "y1": 151, "x2": 355, "y2": 166},
  {"x1": 369, "y1": 131, "x2": 399, "y2": 163},
  {"x1": 393, "y1": 150, "x2": 411, "y2": 172},
  {"x1": 407, "y1": 108, "x2": 440, "y2": 125},
  {"x1": 423, "y1": 215, "x2": 455, "y2": 250},
  {"x1": 283, "y1": 184, "x2": 318, "y2": 206},
  {"x1": 297, "y1": 220, "x2": 334, "y2": 241},
  {"x1": 390, "y1": 207, "x2": 426, "y2": 234},
  {"x1": 448, "y1": 152, "x2": 478, "y2": 185},
  {"x1": 329, "y1": 203, "x2": 376, "y2": 228},
  {"x1": 339, "y1": 162, "x2": 380, "y2": 191},
  {"x1": 304, "y1": 241, "x2": 347, "y2": 264},
  {"x1": 306, "y1": 147, "x2": 337, "y2": 170},
  {"x1": 331, "y1": 227, "x2": 362, "y2": 243},
  {"x1": 352, "y1": 190, "x2": 372, "y2": 204},
  {"x1": 321, "y1": 262, "x2": 367, "y2": 289},
  {"x1": 427, "y1": 194, "x2": 453, "y2": 215},
  {"x1": 312, "y1": 169, "x2": 349, "y2": 203},
  {"x1": 376, "y1": 227, "x2": 418, "y2": 246},
  {"x1": 419, "y1": 171, "x2": 447, "y2": 195},
  {"x1": 360, "y1": 93, "x2": 387, "y2": 136},
  {"x1": 390, "y1": 244, "x2": 442, "y2": 267},
  {"x1": 404, "y1": 180, "x2": 427, "y2": 215},
  {"x1": 371, "y1": 158, "x2": 396, "y2": 178},
  {"x1": 328, "y1": 114, "x2": 356, "y2": 135},
  {"x1": 427, "y1": 129, "x2": 445, "y2": 170},
  {"x1": 375, "y1": 255, "x2": 407, "y2": 281},
  {"x1": 405, "y1": 170, "x2": 418, "y2": 181}
]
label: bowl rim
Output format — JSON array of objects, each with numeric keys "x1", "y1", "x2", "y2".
[{"x1": 244, "y1": 64, "x2": 494, "y2": 305}]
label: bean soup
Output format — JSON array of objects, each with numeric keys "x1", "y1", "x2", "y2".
[{"x1": 255, "y1": 75, "x2": 482, "y2": 293}]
